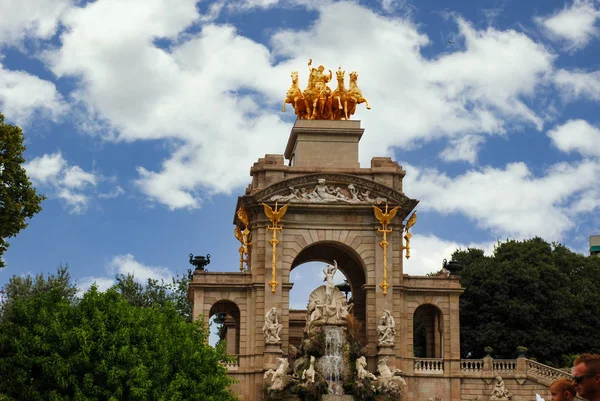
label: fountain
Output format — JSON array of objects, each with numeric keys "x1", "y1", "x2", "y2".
[
  {"x1": 319, "y1": 326, "x2": 345, "y2": 396},
  {"x1": 263, "y1": 260, "x2": 406, "y2": 401}
]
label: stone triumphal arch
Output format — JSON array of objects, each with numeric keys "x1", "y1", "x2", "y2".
[{"x1": 189, "y1": 119, "x2": 464, "y2": 399}]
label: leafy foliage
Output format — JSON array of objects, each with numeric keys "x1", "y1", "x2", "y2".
[
  {"x1": 0, "y1": 269, "x2": 237, "y2": 400},
  {"x1": 0, "y1": 114, "x2": 45, "y2": 268},
  {"x1": 113, "y1": 273, "x2": 193, "y2": 322},
  {"x1": 456, "y1": 237, "x2": 600, "y2": 365}
]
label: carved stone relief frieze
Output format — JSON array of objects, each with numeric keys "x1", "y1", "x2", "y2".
[{"x1": 269, "y1": 178, "x2": 388, "y2": 204}]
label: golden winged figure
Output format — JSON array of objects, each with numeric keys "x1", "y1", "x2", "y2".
[
  {"x1": 234, "y1": 226, "x2": 244, "y2": 243},
  {"x1": 373, "y1": 204, "x2": 401, "y2": 226},
  {"x1": 405, "y1": 210, "x2": 417, "y2": 231},
  {"x1": 262, "y1": 202, "x2": 289, "y2": 226},
  {"x1": 237, "y1": 206, "x2": 249, "y2": 227}
]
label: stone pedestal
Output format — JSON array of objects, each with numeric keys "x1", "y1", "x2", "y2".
[
  {"x1": 284, "y1": 120, "x2": 364, "y2": 168},
  {"x1": 377, "y1": 344, "x2": 396, "y2": 369},
  {"x1": 264, "y1": 343, "x2": 283, "y2": 369}
]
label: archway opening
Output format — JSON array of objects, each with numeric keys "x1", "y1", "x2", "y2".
[
  {"x1": 413, "y1": 304, "x2": 444, "y2": 358},
  {"x1": 288, "y1": 261, "x2": 351, "y2": 349},
  {"x1": 287, "y1": 240, "x2": 367, "y2": 349},
  {"x1": 209, "y1": 300, "x2": 241, "y2": 357}
]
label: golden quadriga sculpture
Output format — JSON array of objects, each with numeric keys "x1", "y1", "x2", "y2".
[{"x1": 282, "y1": 59, "x2": 371, "y2": 120}]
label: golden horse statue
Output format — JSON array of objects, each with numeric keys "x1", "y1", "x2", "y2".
[
  {"x1": 282, "y1": 71, "x2": 307, "y2": 119},
  {"x1": 282, "y1": 60, "x2": 370, "y2": 120},
  {"x1": 331, "y1": 68, "x2": 349, "y2": 120},
  {"x1": 346, "y1": 71, "x2": 371, "y2": 118}
]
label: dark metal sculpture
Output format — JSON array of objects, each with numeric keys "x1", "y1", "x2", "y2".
[
  {"x1": 335, "y1": 279, "x2": 352, "y2": 301},
  {"x1": 189, "y1": 253, "x2": 211, "y2": 273},
  {"x1": 443, "y1": 259, "x2": 462, "y2": 276}
]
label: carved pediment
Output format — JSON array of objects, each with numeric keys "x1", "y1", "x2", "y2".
[{"x1": 252, "y1": 174, "x2": 418, "y2": 210}]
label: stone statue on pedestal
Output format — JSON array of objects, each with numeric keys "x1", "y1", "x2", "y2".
[
  {"x1": 377, "y1": 310, "x2": 396, "y2": 346},
  {"x1": 262, "y1": 307, "x2": 283, "y2": 344}
]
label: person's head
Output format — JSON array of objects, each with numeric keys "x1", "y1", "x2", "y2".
[
  {"x1": 550, "y1": 378, "x2": 576, "y2": 401},
  {"x1": 573, "y1": 353, "x2": 600, "y2": 400},
  {"x1": 318, "y1": 65, "x2": 325, "y2": 72}
]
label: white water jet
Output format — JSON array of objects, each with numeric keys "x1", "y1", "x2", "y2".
[{"x1": 321, "y1": 326, "x2": 345, "y2": 395}]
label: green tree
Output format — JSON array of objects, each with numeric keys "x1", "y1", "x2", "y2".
[
  {"x1": 0, "y1": 114, "x2": 45, "y2": 268},
  {"x1": 455, "y1": 237, "x2": 600, "y2": 365},
  {"x1": 113, "y1": 273, "x2": 193, "y2": 321},
  {"x1": 0, "y1": 269, "x2": 238, "y2": 401}
]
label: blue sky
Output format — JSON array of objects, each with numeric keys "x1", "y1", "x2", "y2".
[{"x1": 1, "y1": 0, "x2": 600, "y2": 318}]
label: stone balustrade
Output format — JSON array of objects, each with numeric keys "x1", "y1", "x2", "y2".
[
  {"x1": 526, "y1": 359, "x2": 571, "y2": 383},
  {"x1": 414, "y1": 358, "x2": 444, "y2": 373},
  {"x1": 220, "y1": 356, "x2": 239, "y2": 371},
  {"x1": 493, "y1": 359, "x2": 517, "y2": 372},
  {"x1": 460, "y1": 359, "x2": 484, "y2": 372},
  {"x1": 455, "y1": 356, "x2": 571, "y2": 385}
]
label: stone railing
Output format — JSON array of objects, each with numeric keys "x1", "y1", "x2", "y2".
[
  {"x1": 220, "y1": 356, "x2": 239, "y2": 371},
  {"x1": 458, "y1": 356, "x2": 571, "y2": 385},
  {"x1": 461, "y1": 359, "x2": 484, "y2": 372},
  {"x1": 414, "y1": 358, "x2": 444, "y2": 373},
  {"x1": 493, "y1": 359, "x2": 517, "y2": 372},
  {"x1": 526, "y1": 359, "x2": 571, "y2": 383}
]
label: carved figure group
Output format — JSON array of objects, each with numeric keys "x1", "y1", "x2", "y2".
[
  {"x1": 306, "y1": 261, "x2": 354, "y2": 328},
  {"x1": 269, "y1": 179, "x2": 387, "y2": 204},
  {"x1": 282, "y1": 59, "x2": 370, "y2": 120},
  {"x1": 377, "y1": 357, "x2": 406, "y2": 384},
  {"x1": 301, "y1": 355, "x2": 316, "y2": 383},
  {"x1": 356, "y1": 356, "x2": 377, "y2": 381},
  {"x1": 377, "y1": 309, "x2": 396, "y2": 346},
  {"x1": 376, "y1": 356, "x2": 407, "y2": 397},
  {"x1": 262, "y1": 307, "x2": 283, "y2": 344},
  {"x1": 355, "y1": 356, "x2": 406, "y2": 395},
  {"x1": 490, "y1": 376, "x2": 511, "y2": 400},
  {"x1": 264, "y1": 357, "x2": 289, "y2": 391}
]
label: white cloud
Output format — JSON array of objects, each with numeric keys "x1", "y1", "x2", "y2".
[
  {"x1": 547, "y1": 119, "x2": 600, "y2": 158},
  {"x1": 62, "y1": 165, "x2": 98, "y2": 188},
  {"x1": 76, "y1": 276, "x2": 115, "y2": 297},
  {"x1": 24, "y1": 151, "x2": 103, "y2": 214},
  {"x1": 228, "y1": 0, "x2": 280, "y2": 9},
  {"x1": 0, "y1": 0, "x2": 73, "y2": 45},
  {"x1": 536, "y1": 0, "x2": 600, "y2": 51},
  {"x1": 98, "y1": 186, "x2": 125, "y2": 199},
  {"x1": 0, "y1": 63, "x2": 66, "y2": 125},
  {"x1": 439, "y1": 135, "x2": 485, "y2": 164},
  {"x1": 403, "y1": 159, "x2": 600, "y2": 241},
  {"x1": 76, "y1": 254, "x2": 176, "y2": 297},
  {"x1": 23, "y1": 152, "x2": 66, "y2": 184},
  {"x1": 108, "y1": 254, "x2": 174, "y2": 283},
  {"x1": 554, "y1": 69, "x2": 600, "y2": 102},
  {"x1": 404, "y1": 234, "x2": 495, "y2": 276},
  {"x1": 423, "y1": 18, "x2": 552, "y2": 132},
  {"x1": 42, "y1": 1, "x2": 556, "y2": 209}
]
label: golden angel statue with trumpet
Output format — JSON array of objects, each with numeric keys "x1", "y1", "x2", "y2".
[
  {"x1": 262, "y1": 202, "x2": 289, "y2": 293},
  {"x1": 373, "y1": 204, "x2": 400, "y2": 295}
]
